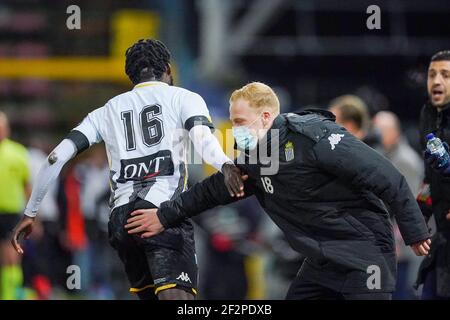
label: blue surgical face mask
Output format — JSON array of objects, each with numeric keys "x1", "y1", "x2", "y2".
[{"x1": 232, "y1": 116, "x2": 261, "y2": 151}]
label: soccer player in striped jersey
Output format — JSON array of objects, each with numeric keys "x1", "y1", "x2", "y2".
[{"x1": 11, "y1": 39, "x2": 244, "y2": 300}]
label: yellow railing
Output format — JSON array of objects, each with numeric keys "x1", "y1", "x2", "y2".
[{"x1": 0, "y1": 10, "x2": 160, "y2": 83}]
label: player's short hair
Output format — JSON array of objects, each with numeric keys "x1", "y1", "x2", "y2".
[
  {"x1": 374, "y1": 111, "x2": 401, "y2": 132},
  {"x1": 431, "y1": 50, "x2": 450, "y2": 62},
  {"x1": 229, "y1": 82, "x2": 280, "y2": 113},
  {"x1": 329, "y1": 95, "x2": 369, "y2": 131},
  {"x1": 125, "y1": 39, "x2": 171, "y2": 85}
]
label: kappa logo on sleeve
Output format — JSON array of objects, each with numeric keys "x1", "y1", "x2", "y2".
[{"x1": 328, "y1": 133, "x2": 345, "y2": 150}]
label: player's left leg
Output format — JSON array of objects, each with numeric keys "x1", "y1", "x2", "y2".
[
  {"x1": 157, "y1": 288, "x2": 194, "y2": 300},
  {"x1": 108, "y1": 202, "x2": 157, "y2": 300},
  {"x1": 139, "y1": 221, "x2": 198, "y2": 300},
  {"x1": 129, "y1": 199, "x2": 198, "y2": 300}
]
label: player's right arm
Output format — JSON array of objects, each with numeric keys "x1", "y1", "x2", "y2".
[
  {"x1": 11, "y1": 108, "x2": 104, "y2": 254},
  {"x1": 179, "y1": 91, "x2": 245, "y2": 197}
]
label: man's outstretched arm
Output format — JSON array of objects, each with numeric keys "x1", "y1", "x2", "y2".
[
  {"x1": 125, "y1": 168, "x2": 252, "y2": 238},
  {"x1": 188, "y1": 124, "x2": 245, "y2": 197}
]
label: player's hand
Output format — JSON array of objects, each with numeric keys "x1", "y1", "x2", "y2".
[
  {"x1": 11, "y1": 215, "x2": 35, "y2": 254},
  {"x1": 446, "y1": 209, "x2": 450, "y2": 221},
  {"x1": 410, "y1": 238, "x2": 431, "y2": 256},
  {"x1": 222, "y1": 162, "x2": 248, "y2": 197},
  {"x1": 125, "y1": 208, "x2": 165, "y2": 238}
]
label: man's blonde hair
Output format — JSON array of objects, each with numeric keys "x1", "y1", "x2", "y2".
[{"x1": 229, "y1": 82, "x2": 280, "y2": 113}]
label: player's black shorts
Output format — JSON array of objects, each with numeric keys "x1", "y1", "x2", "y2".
[
  {"x1": 108, "y1": 198, "x2": 197, "y2": 298},
  {"x1": 0, "y1": 214, "x2": 19, "y2": 241}
]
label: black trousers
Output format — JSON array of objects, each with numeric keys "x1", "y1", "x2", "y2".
[{"x1": 286, "y1": 261, "x2": 392, "y2": 300}]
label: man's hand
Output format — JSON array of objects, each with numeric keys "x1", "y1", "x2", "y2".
[
  {"x1": 11, "y1": 215, "x2": 35, "y2": 254},
  {"x1": 446, "y1": 209, "x2": 450, "y2": 221},
  {"x1": 222, "y1": 162, "x2": 248, "y2": 197},
  {"x1": 125, "y1": 209, "x2": 165, "y2": 238},
  {"x1": 410, "y1": 238, "x2": 431, "y2": 256},
  {"x1": 425, "y1": 142, "x2": 450, "y2": 176}
]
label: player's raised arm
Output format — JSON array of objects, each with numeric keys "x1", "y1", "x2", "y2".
[
  {"x1": 180, "y1": 91, "x2": 245, "y2": 197},
  {"x1": 11, "y1": 108, "x2": 104, "y2": 254}
]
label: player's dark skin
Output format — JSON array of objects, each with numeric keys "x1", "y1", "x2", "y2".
[{"x1": 158, "y1": 288, "x2": 194, "y2": 300}]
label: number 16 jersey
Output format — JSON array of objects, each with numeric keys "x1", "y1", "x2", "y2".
[{"x1": 70, "y1": 81, "x2": 214, "y2": 210}]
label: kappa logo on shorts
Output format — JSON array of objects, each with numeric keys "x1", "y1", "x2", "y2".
[
  {"x1": 328, "y1": 133, "x2": 345, "y2": 150},
  {"x1": 176, "y1": 272, "x2": 192, "y2": 283}
]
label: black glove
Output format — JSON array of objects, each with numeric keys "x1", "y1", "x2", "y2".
[
  {"x1": 221, "y1": 162, "x2": 245, "y2": 197},
  {"x1": 425, "y1": 141, "x2": 450, "y2": 176}
]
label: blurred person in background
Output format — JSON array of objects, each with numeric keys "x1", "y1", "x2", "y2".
[
  {"x1": 78, "y1": 145, "x2": 124, "y2": 299},
  {"x1": 416, "y1": 50, "x2": 450, "y2": 299},
  {"x1": 261, "y1": 216, "x2": 304, "y2": 299},
  {"x1": 56, "y1": 157, "x2": 88, "y2": 297},
  {"x1": 0, "y1": 112, "x2": 31, "y2": 299},
  {"x1": 23, "y1": 140, "x2": 59, "y2": 299},
  {"x1": 197, "y1": 199, "x2": 263, "y2": 300},
  {"x1": 373, "y1": 111, "x2": 423, "y2": 197},
  {"x1": 10, "y1": 39, "x2": 244, "y2": 300},
  {"x1": 373, "y1": 110, "x2": 424, "y2": 299},
  {"x1": 329, "y1": 95, "x2": 383, "y2": 151}
]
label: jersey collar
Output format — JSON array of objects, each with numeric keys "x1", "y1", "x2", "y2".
[{"x1": 133, "y1": 81, "x2": 168, "y2": 89}]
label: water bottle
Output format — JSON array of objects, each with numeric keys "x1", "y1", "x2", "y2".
[{"x1": 426, "y1": 133, "x2": 450, "y2": 168}]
